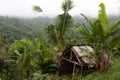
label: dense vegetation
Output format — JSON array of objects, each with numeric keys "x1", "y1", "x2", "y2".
[
  {"x1": 0, "y1": 15, "x2": 118, "y2": 43},
  {"x1": 0, "y1": 0, "x2": 120, "y2": 80},
  {"x1": 0, "y1": 16, "x2": 55, "y2": 43}
]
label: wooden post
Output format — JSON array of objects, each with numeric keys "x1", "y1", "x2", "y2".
[
  {"x1": 70, "y1": 50, "x2": 72, "y2": 59},
  {"x1": 72, "y1": 64, "x2": 75, "y2": 78},
  {"x1": 81, "y1": 65, "x2": 83, "y2": 76}
]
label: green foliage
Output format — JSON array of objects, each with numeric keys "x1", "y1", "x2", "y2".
[
  {"x1": 79, "y1": 2, "x2": 120, "y2": 51},
  {"x1": 0, "y1": 36, "x2": 15, "y2": 80},
  {"x1": 0, "y1": 1, "x2": 120, "y2": 80},
  {"x1": 33, "y1": 6, "x2": 42, "y2": 12},
  {"x1": 78, "y1": 3, "x2": 110, "y2": 45},
  {"x1": 107, "y1": 21, "x2": 120, "y2": 49},
  {"x1": 9, "y1": 38, "x2": 34, "y2": 59},
  {"x1": 92, "y1": 20, "x2": 104, "y2": 43},
  {"x1": 55, "y1": 13, "x2": 74, "y2": 49},
  {"x1": 39, "y1": 53, "x2": 57, "y2": 74},
  {"x1": 62, "y1": 0, "x2": 74, "y2": 13},
  {"x1": 33, "y1": 70, "x2": 51, "y2": 80},
  {"x1": 78, "y1": 2, "x2": 120, "y2": 72},
  {"x1": 0, "y1": 36, "x2": 9, "y2": 59},
  {"x1": 8, "y1": 36, "x2": 56, "y2": 79},
  {"x1": 8, "y1": 38, "x2": 35, "y2": 79},
  {"x1": 47, "y1": 0, "x2": 74, "y2": 51},
  {"x1": 98, "y1": 3, "x2": 108, "y2": 35},
  {"x1": 0, "y1": 16, "x2": 50, "y2": 43}
]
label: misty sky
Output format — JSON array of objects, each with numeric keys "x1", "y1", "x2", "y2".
[{"x1": 0, "y1": 0, "x2": 120, "y2": 18}]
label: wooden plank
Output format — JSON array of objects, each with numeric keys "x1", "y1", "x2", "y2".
[
  {"x1": 72, "y1": 64, "x2": 75, "y2": 78},
  {"x1": 71, "y1": 48, "x2": 82, "y2": 64},
  {"x1": 70, "y1": 50, "x2": 74, "y2": 60},
  {"x1": 62, "y1": 57, "x2": 81, "y2": 66}
]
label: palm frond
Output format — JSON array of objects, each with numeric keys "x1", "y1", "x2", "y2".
[
  {"x1": 79, "y1": 23, "x2": 92, "y2": 43},
  {"x1": 109, "y1": 20, "x2": 120, "y2": 36},
  {"x1": 92, "y1": 20, "x2": 105, "y2": 43},
  {"x1": 33, "y1": 6, "x2": 42, "y2": 12},
  {"x1": 62, "y1": 0, "x2": 74, "y2": 13},
  {"x1": 56, "y1": 13, "x2": 74, "y2": 35},
  {"x1": 81, "y1": 13, "x2": 93, "y2": 27},
  {"x1": 46, "y1": 25, "x2": 58, "y2": 45},
  {"x1": 108, "y1": 34, "x2": 120, "y2": 49}
]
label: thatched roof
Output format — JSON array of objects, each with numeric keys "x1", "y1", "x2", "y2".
[{"x1": 71, "y1": 46, "x2": 95, "y2": 67}]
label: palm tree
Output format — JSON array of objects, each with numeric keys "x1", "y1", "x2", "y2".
[
  {"x1": 40, "y1": 0, "x2": 74, "y2": 69},
  {"x1": 79, "y1": 3, "x2": 120, "y2": 72},
  {"x1": 47, "y1": 0, "x2": 74, "y2": 51},
  {"x1": 33, "y1": 0, "x2": 74, "y2": 53}
]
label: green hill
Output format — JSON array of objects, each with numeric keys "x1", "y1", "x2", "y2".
[
  {"x1": 0, "y1": 15, "x2": 119, "y2": 43},
  {"x1": 0, "y1": 16, "x2": 54, "y2": 43}
]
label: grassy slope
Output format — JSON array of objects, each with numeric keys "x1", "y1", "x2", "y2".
[{"x1": 82, "y1": 59, "x2": 120, "y2": 80}]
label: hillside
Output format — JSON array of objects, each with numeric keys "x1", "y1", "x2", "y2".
[
  {"x1": 0, "y1": 15, "x2": 119, "y2": 43},
  {"x1": 0, "y1": 16, "x2": 55, "y2": 42}
]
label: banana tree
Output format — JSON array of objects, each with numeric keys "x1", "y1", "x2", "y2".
[
  {"x1": 9, "y1": 38, "x2": 35, "y2": 80},
  {"x1": 78, "y1": 3, "x2": 120, "y2": 72},
  {"x1": 9, "y1": 36, "x2": 56, "y2": 79}
]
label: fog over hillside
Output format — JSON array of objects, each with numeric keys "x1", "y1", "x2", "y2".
[{"x1": 0, "y1": 0, "x2": 119, "y2": 17}]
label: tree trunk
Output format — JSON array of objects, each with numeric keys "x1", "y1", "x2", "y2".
[{"x1": 96, "y1": 53, "x2": 109, "y2": 72}]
